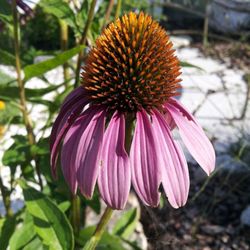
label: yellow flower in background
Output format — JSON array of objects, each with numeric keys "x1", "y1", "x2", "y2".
[
  {"x1": 0, "y1": 126, "x2": 5, "y2": 138},
  {"x1": 0, "y1": 100, "x2": 6, "y2": 138},
  {"x1": 0, "y1": 100, "x2": 5, "y2": 110}
]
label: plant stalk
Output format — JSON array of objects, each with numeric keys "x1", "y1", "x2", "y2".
[
  {"x1": 71, "y1": 195, "x2": 81, "y2": 235},
  {"x1": 203, "y1": 0, "x2": 210, "y2": 48},
  {"x1": 115, "y1": 0, "x2": 122, "y2": 20},
  {"x1": 83, "y1": 207, "x2": 113, "y2": 250},
  {"x1": 0, "y1": 176, "x2": 13, "y2": 217},
  {"x1": 74, "y1": 0, "x2": 97, "y2": 88},
  {"x1": 11, "y1": 0, "x2": 43, "y2": 189},
  {"x1": 102, "y1": 0, "x2": 115, "y2": 29},
  {"x1": 60, "y1": 20, "x2": 70, "y2": 82}
]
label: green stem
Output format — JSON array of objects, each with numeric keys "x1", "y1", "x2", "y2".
[
  {"x1": 60, "y1": 20, "x2": 70, "y2": 82},
  {"x1": 0, "y1": 176, "x2": 13, "y2": 217},
  {"x1": 125, "y1": 114, "x2": 134, "y2": 152},
  {"x1": 83, "y1": 207, "x2": 113, "y2": 250},
  {"x1": 203, "y1": 0, "x2": 209, "y2": 48},
  {"x1": 11, "y1": 0, "x2": 43, "y2": 190},
  {"x1": 71, "y1": 195, "x2": 81, "y2": 235},
  {"x1": 102, "y1": 0, "x2": 115, "y2": 29},
  {"x1": 115, "y1": 0, "x2": 122, "y2": 20},
  {"x1": 74, "y1": 0, "x2": 97, "y2": 88}
]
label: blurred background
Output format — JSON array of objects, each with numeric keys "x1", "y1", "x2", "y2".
[{"x1": 0, "y1": 0, "x2": 249, "y2": 249}]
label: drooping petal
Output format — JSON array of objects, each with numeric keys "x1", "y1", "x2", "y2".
[
  {"x1": 152, "y1": 109, "x2": 190, "y2": 208},
  {"x1": 165, "y1": 111, "x2": 176, "y2": 130},
  {"x1": 61, "y1": 106, "x2": 105, "y2": 195},
  {"x1": 50, "y1": 98, "x2": 88, "y2": 178},
  {"x1": 60, "y1": 115, "x2": 85, "y2": 194},
  {"x1": 165, "y1": 98, "x2": 215, "y2": 175},
  {"x1": 130, "y1": 109, "x2": 161, "y2": 207},
  {"x1": 75, "y1": 108, "x2": 106, "y2": 198},
  {"x1": 50, "y1": 86, "x2": 86, "y2": 151},
  {"x1": 61, "y1": 86, "x2": 85, "y2": 110},
  {"x1": 98, "y1": 112, "x2": 131, "y2": 210},
  {"x1": 50, "y1": 87, "x2": 88, "y2": 177}
]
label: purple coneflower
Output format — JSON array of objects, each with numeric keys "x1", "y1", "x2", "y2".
[{"x1": 50, "y1": 12, "x2": 215, "y2": 210}]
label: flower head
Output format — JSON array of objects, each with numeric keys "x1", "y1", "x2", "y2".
[
  {"x1": 50, "y1": 12, "x2": 215, "y2": 210},
  {"x1": 83, "y1": 12, "x2": 181, "y2": 112}
]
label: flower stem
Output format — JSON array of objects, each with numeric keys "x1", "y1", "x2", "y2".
[
  {"x1": 11, "y1": 0, "x2": 43, "y2": 190},
  {"x1": 102, "y1": 0, "x2": 115, "y2": 29},
  {"x1": 71, "y1": 195, "x2": 81, "y2": 235},
  {"x1": 203, "y1": 0, "x2": 209, "y2": 48},
  {"x1": 74, "y1": 0, "x2": 97, "y2": 88},
  {"x1": 0, "y1": 176, "x2": 13, "y2": 217},
  {"x1": 60, "y1": 20, "x2": 70, "y2": 82},
  {"x1": 115, "y1": 0, "x2": 122, "y2": 20},
  {"x1": 83, "y1": 206, "x2": 113, "y2": 250}
]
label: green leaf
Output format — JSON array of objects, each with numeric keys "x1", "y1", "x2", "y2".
[
  {"x1": 9, "y1": 212, "x2": 36, "y2": 250},
  {"x1": 0, "y1": 49, "x2": 16, "y2": 66},
  {"x1": 75, "y1": 0, "x2": 89, "y2": 33},
  {"x1": 22, "y1": 237, "x2": 44, "y2": 250},
  {"x1": 0, "y1": 216, "x2": 16, "y2": 250},
  {"x1": 0, "y1": 101, "x2": 20, "y2": 125},
  {"x1": 23, "y1": 45, "x2": 85, "y2": 81},
  {"x1": 112, "y1": 208, "x2": 139, "y2": 239},
  {"x1": 2, "y1": 146, "x2": 27, "y2": 166},
  {"x1": 58, "y1": 201, "x2": 71, "y2": 213},
  {"x1": 2, "y1": 135, "x2": 30, "y2": 167},
  {"x1": 77, "y1": 226, "x2": 125, "y2": 250},
  {"x1": 0, "y1": 0, "x2": 11, "y2": 16},
  {"x1": 180, "y1": 61, "x2": 204, "y2": 71},
  {"x1": 0, "y1": 82, "x2": 64, "y2": 100},
  {"x1": 21, "y1": 183, "x2": 74, "y2": 250},
  {"x1": 39, "y1": 0, "x2": 77, "y2": 32}
]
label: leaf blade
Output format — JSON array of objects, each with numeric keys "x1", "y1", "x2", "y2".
[
  {"x1": 21, "y1": 183, "x2": 74, "y2": 250},
  {"x1": 23, "y1": 45, "x2": 84, "y2": 81}
]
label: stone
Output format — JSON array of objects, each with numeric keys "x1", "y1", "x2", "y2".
[
  {"x1": 240, "y1": 206, "x2": 250, "y2": 226},
  {"x1": 170, "y1": 35, "x2": 192, "y2": 48},
  {"x1": 201, "y1": 224, "x2": 226, "y2": 235}
]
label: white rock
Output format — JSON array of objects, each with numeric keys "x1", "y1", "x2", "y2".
[
  {"x1": 171, "y1": 35, "x2": 192, "y2": 48},
  {"x1": 176, "y1": 48, "x2": 200, "y2": 60}
]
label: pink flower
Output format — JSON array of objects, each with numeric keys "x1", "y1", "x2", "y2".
[{"x1": 50, "y1": 12, "x2": 215, "y2": 210}]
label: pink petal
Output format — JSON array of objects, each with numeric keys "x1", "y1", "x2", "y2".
[
  {"x1": 130, "y1": 109, "x2": 161, "y2": 207},
  {"x1": 152, "y1": 110, "x2": 190, "y2": 208},
  {"x1": 98, "y1": 112, "x2": 131, "y2": 210},
  {"x1": 61, "y1": 106, "x2": 105, "y2": 195},
  {"x1": 165, "y1": 111, "x2": 176, "y2": 130},
  {"x1": 50, "y1": 98, "x2": 88, "y2": 178},
  {"x1": 50, "y1": 87, "x2": 88, "y2": 177},
  {"x1": 165, "y1": 98, "x2": 215, "y2": 175},
  {"x1": 50, "y1": 87, "x2": 86, "y2": 151},
  {"x1": 60, "y1": 116, "x2": 85, "y2": 194},
  {"x1": 76, "y1": 108, "x2": 106, "y2": 198},
  {"x1": 61, "y1": 86, "x2": 85, "y2": 110}
]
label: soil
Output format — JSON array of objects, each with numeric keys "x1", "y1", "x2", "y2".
[{"x1": 140, "y1": 163, "x2": 250, "y2": 250}]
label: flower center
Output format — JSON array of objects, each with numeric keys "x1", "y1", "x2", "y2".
[{"x1": 82, "y1": 12, "x2": 181, "y2": 112}]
